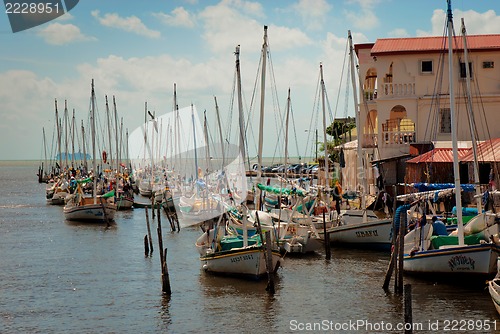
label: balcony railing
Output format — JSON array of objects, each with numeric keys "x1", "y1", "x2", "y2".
[
  {"x1": 382, "y1": 119, "x2": 416, "y2": 145},
  {"x1": 381, "y1": 82, "x2": 415, "y2": 97}
]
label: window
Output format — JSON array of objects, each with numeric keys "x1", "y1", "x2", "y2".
[
  {"x1": 421, "y1": 60, "x2": 433, "y2": 73},
  {"x1": 460, "y1": 62, "x2": 473, "y2": 79},
  {"x1": 440, "y1": 108, "x2": 451, "y2": 133},
  {"x1": 483, "y1": 61, "x2": 494, "y2": 69}
]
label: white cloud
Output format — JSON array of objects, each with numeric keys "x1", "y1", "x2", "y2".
[
  {"x1": 154, "y1": 7, "x2": 196, "y2": 28},
  {"x1": 344, "y1": 0, "x2": 380, "y2": 31},
  {"x1": 292, "y1": 0, "x2": 331, "y2": 31},
  {"x1": 222, "y1": 0, "x2": 264, "y2": 17},
  {"x1": 199, "y1": 1, "x2": 311, "y2": 55},
  {"x1": 37, "y1": 23, "x2": 95, "y2": 45},
  {"x1": 417, "y1": 9, "x2": 500, "y2": 37},
  {"x1": 91, "y1": 10, "x2": 161, "y2": 38},
  {"x1": 388, "y1": 28, "x2": 409, "y2": 38}
]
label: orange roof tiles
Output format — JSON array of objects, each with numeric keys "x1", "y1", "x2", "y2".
[
  {"x1": 370, "y1": 34, "x2": 500, "y2": 56},
  {"x1": 461, "y1": 138, "x2": 500, "y2": 162},
  {"x1": 406, "y1": 147, "x2": 469, "y2": 164}
]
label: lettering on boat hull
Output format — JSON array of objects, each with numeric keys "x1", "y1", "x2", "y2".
[{"x1": 448, "y1": 255, "x2": 475, "y2": 271}]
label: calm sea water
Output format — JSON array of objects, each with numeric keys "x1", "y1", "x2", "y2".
[{"x1": 1, "y1": 161, "x2": 498, "y2": 333}]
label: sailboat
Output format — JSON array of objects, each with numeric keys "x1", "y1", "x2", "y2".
[
  {"x1": 402, "y1": 1, "x2": 500, "y2": 278},
  {"x1": 63, "y1": 80, "x2": 117, "y2": 223},
  {"x1": 197, "y1": 32, "x2": 282, "y2": 278},
  {"x1": 323, "y1": 32, "x2": 393, "y2": 250}
]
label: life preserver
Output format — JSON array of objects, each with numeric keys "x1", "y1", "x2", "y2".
[{"x1": 102, "y1": 150, "x2": 107, "y2": 164}]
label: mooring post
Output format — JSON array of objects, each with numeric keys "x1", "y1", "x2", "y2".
[
  {"x1": 394, "y1": 235, "x2": 400, "y2": 293},
  {"x1": 397, "y1": 214, "x2": 405, "y2": 294},
  {"x1": 382, "y1": 234, "x2": 398, "y2": 290},
  {"x1": 162, "y1": 248, "x2": 172, "y2": 295},
  {"x1": 156, "y1": 205, "x2": 169, "y2": 294},
  {"x1": 322, "y1": 211, "x2": 331, "y2": 260},
  {"x1": 145, "y1": 207, "x2": 153, "y2": 256},
  {"x1": 264, "y1": 230, "x2": 275, "y2": 294},
  {"x1": 144, "y1": 235, "x2": 149, "y2": 257},
  {"x1": 151, "y1": 196, "x2": 155, "y2": 220},
  {"x1": 404, "y1": 284, "x2": 413, "y2": 333},
  {"x1": 255, "y1": 212, "x2": 275, "y2": 294}
]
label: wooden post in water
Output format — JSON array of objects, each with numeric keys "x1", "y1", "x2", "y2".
[
  {"x1": 156, "y1": 206, "x2": 171, "y2": 294},
  {"x1": 382, "y1": 234, "x2": 398, "y2": 290},
  {"x1": 322, "y1": 211, "x2": 331, "y2": 260},
  {"x1": 393, "y1": 236, "x2": 400, "y2": 293},
  {"x1": 144, "y1": 235, "x2": 149, "y2": 256},
  {"x1": 264, "y1": 230, "x2": 275, "y2": 294},
  {"x1": 255, "y1": 212, "x2": 275, "y2": 294},
  {"x1": 145, "y1": 207, "x2": 153, "y2": 256},
  {"x1": 397, "y1": 214, "x2": 405, "y2": 294},
  {"x1": 404, "y1": 284, "x2": 413, "y2": 333},
  {"x1": 162, "y1": 248, "x2": 172, "y2": 295},
  {"x1": 166, "y1": 208, "x2": 176, "y2": 232},
  {"x1": 151, "y1": 196, "x2": 155, "y2": 220}
]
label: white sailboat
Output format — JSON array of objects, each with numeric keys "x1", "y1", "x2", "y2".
[
  {"x1": 198, "y1": 31, "x2": 282, "y2": 279},
  {"x1": 402, "y1": 1, "x2": 500, "y2": 278},
  {"x1": 324, "y1": 32, "x2": 393, "y2": 250},
  {"x1": 64, "y1": 80, "x2": 117, "y2": 222}
]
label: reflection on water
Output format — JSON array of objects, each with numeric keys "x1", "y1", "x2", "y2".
[{"x1": 1, "y1": 161, "x2": 499, "y2": 333}]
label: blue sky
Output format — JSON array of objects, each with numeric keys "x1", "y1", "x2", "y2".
[{"x1": 0, "y1": 0, "x2": 499, "y2": 161}]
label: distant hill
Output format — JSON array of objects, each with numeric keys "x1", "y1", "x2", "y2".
[{"x1": 54, "y1": 152, "x2": 91, "y2": 160}]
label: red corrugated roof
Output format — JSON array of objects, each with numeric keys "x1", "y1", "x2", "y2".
[
  {"x1": 406, "y1": 147, "x2": 469, "y2": 164},
  {"x1": 461, "y1": 138, "x2": 500, "y2": 162},
  {"x1": 371, "y1": 34, "x2": 500, "y2": 56}
]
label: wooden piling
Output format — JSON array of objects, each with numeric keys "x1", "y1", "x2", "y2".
[
  {"x1": 162, "y1": 248, "x2": 172, "y2": 295},
  {"x1": 156, "y1": 205, "x2": 171, "y2": 294},
  {"x1": 264, "y1": 230, "x2": 275, "y2": 294},
  {"x1": 145, "y1": 207, "x2": 153, "y2": 255},
  {"x1": 322, "y1": 211, "x2": 331, "y2": 260},
  {"x1": 166, "y1": 208, "x2": 176, "y2": 232},
  {"x1": 397, "y1": 214, "x2": 405, "y2": 294},
  {"x1": 404, "y1": 284, "x2": 413, "y2": 333},
  {"x1": 144, "y1": 235, "x2": 149, "y2": 256},
  {"x1": 382, "y1": 234, "x2": 398, "y2": 290},
  {"x1": 151, "y1": 196, "x2": 155, "y2": 220},
  {"x1": 393, "y1": 235, "x2": 400, "y2": 292},
  {"x1": 255, "y1": 212, "x2": 275, "y2": 294}
]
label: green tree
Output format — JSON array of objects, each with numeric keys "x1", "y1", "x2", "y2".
[{"x1": 318, "y1": 118, "x2": 356, "y2": 163}]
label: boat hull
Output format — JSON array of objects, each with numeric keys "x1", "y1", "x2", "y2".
[
  {"x1": 200, "y1": 247, "x2": 282, "y2": 279},
  {"x1": 324, "y1": 218, "x2": 393, "y2": 251},
  {"x1": 116, "y1": 197, "x2": 134, "y2": 210},
  {"x1": 488, "y1": 278, "x2": 500, "y2": 316},
  {"x1": 404, "y1": 244, "x2": 500, "y2": 277},
  {"x1": 64, "y1": 203, "x2": 117, "y2": 222}
]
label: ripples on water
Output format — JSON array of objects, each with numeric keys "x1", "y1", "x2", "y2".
[{"x1": 1, "y1": 161, "x2": 498, "y2": 333}]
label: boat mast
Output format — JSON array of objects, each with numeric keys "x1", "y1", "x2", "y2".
[
  {"x1": 55, "y1": 99, "x2": 62, "y2": 174},
  {"x1": 320, "y1": 63, "x2": 329, "y2": 191},
  {"x1": 81, "y1": 120, "x2": 87, "y2": 172},
  {"x1": 203, "y1": 110, "x2": 212, "y2": 174},
  {"x1": 348, "y1": 30, "x2": 367, "y2": 222},
  {"x1": 447, "y1": 0, "x2": 464, "y2": 246},
  {"x1": 460, "y1": 18, "x2": 482, "y2": 213},
  {"x1": 71, "y1": 109, "x2": 75, "y2": 168},
  {"x1": 214, "y1": 96, "x2": 226, "y2": 169},
  {"x1": 256, "y1": 26, "x2": 268, "y2": 210},
  {"x1": 105, "y1": 95, "x2": 113, "y2": 170},
  {"x1": 91, "y1": 79, "x2": 97, "y2": 204},
  {"x1": 64, "y1": 100, "x2": 69, "y2": 170},
  {"x1": 191, "y1": 104, "x2": 199, "y2": 182},
  {"x1": 235, "y1": 45, "x2": 246, "y2": 166},
  {"x1": 113, "y1": 96, "x2": 120, "y2": 172},
  {"x1": 42, "y1": 127, "x2": 47, "y2": 175},
  {"x1": 284, "y1": 88, "x2": 290, "y2": 178}
]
